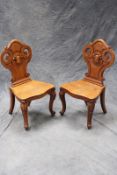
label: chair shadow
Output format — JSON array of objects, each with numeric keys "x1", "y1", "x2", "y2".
[
  {"x1": 63, "y1": 106, "x2": 108, "y2": 130},
  {"x1": 62, "y1": 109, "x2": 86, "y2": 130},
  {"x1": 28, "y1": 110, "x2": 58, "y2": 130}
]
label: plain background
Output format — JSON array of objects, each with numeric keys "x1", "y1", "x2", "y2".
[{"x1": 0, "y1": 0, "x2": 117, "y2": 174}]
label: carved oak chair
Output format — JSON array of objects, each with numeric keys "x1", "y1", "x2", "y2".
[
  {"x1": 0, "y1": 39, "x2": 56, "y2": 130},
  {"x1": 59, "y1": 39, "x2": 115, "y2": 129}
]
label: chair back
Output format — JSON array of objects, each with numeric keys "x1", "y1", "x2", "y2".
[
  {"x1": 1, "y1": 39, "x2": 32, "y2": 85},
  {"x1": 82, "y1": 39, "x2": 115, "y2": 85}
]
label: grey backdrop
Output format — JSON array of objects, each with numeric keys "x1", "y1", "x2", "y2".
[{"x1": 0, "y1": 0, "x2": 117, "y2": 174}]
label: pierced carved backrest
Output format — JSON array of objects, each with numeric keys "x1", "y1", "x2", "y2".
[
  {"x1": 82, "y1": 39, "x2": 115, "y2": 86},
  {"x1": 1, "y1": 39, "x2": 32, "y2": 85}
]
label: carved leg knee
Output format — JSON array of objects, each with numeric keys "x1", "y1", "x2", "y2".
[
  {"x1": 20, "y1": 101, "x2": 29, "y2": 130},
  {"x1": 59, "y1": 88, "x2": 66, "y2": 116},
  {"x1": 9, "y1": 89, "x2": 15, "y2": 114},
  {"x1": 49, "y1": 88, "x2": 56, "y2": 116},
  {"x1": 87, "y1": 101, "x2": 96, "y2": 129},
  {"x1": 100, "y1": 88, "x2": 107, "y2": 114}
]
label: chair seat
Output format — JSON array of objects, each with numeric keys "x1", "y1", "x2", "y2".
[
  {"x1": 11, "y1": 80, "x2": 54, "y2": 100},
  {"x1": 60, "y1": 79, "x2": 104, "y2": 100}
]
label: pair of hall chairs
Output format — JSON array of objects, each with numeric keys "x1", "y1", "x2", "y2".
[{"x1": 0, "y1": 39, "x2": 115, "y2": 130}]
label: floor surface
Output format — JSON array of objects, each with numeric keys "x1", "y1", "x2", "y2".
[{"x1": 0, "y1": 0, "x2": 117, "y2": 174}]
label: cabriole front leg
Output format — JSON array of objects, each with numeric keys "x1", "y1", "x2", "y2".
[
  {"x1": 49, "y1": 88, "x2": 56, "y2": 116},
  {"x1": 100, "y1": 88, "x2": 107, "y2": 114},
  {"x1": 20, "y1": 101, "x2": 29, "y2": 130},
  {"x1": 87, "y1": 100, "x2": 96, "y2": 129},
  {"x1": 9, "y1": 89, "x2": 15, "y2": 114},
  {"x1": 59, "y1": 88, "x2": 66, "y2": 116}
]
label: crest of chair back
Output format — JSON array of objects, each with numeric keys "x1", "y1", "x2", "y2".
[
  {"x1": 82, "y1": 39, "x2": 115, "y2": 86},
  {"x1": 0, "y1": 39, "x2": 32, "y2": 85}
]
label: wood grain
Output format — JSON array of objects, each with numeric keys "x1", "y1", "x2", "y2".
[
  {"x1": 0, "y1": 39, "x2": 56, "y2": 130},
  {"x1": 59, "y1": 39, "x2": 115, "y2": 129}
]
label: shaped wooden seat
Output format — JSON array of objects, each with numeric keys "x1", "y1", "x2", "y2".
[
  {"x1": 11, "y1": 80, "x2": 54, "y2": 100},
  {"x1": 0, "y1": 39, "x2": 56, "y2": 130},
  {"x1": 61, "y1": 80, "x2": 104, "y2": 100},
  {"x1": 59, "y1": 39, "x2": 115, "y2": 129}
]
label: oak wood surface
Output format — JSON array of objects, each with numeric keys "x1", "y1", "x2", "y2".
[
  {"x1": 0, "y1": 39, "x2": 56, "y2": 130},
  {"x1": 11, "y1": 80, "x2": 54, "y2": 100},
  {"x1": 61, "y1": 79, "x2": 104, "y2": 100},
  {"x1": 83, "y1": 39, "x2": 115, "y2": 86},
  {"x1": 1, "y1": 39, "x2": 32, "y2": 84},
  {"x1": 59, "y1": 39, "x2": 115, "y2": 129}
]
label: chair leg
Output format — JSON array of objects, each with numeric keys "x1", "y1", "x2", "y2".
[
  {"x1": 49, "y1": 89, "x2": 56, "y2": 116},
  {"x1": 28, "y1": 101, "x2": 31, "y2": 107},
  {"x1": 84, "y1": 101, "x2": 87, "y2": 106},
  {"x1": 9, "y1": 89, "x2": 15, "y2": 114},
  {"x1": 100, "y1": 88, "x2": 107, "y2": 114},
  {"x1": 59, "y1": 88, "x2": 66, "y2": 116},
  {"x1": 20, "y1": 101, "x2": 29, "y2": 130},
  {"x1": 87, "y1": 100, "x2": 96, "y2": 129}
]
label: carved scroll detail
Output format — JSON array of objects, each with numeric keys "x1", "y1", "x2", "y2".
[
  {"x1": 1, "y1": 40, "x2": 32, "y2": 84},
  {"x1": 82, "y1": 39, "x2": 115, "y2": 85}
]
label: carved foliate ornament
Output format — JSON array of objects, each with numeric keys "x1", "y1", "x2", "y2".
[
  {"x1": 1, "y1": 40, "x2": 32, "y2": 83},
  {"x1": 82, "y1": 39, "x2": 115, "y2": 85}
]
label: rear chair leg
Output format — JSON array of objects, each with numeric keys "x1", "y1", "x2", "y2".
[
  {"x1": 100, "y1": 88, "x2": 107, "y2": 113},
  {"x1": 87, "y1": 100, "x2": 96, "y2": 129},
  {"x1": 59, "y1": 88, "x2": 66, "y2": 116},
  {"x1": 9, "y1": 89, "x2": 15, "y2": 114},
  {"x1": 84, "y1": 101, "x2": 87, "y2": 106},
  {"x1": 20, "y1": 101, "x2": 29, "y2": 130},
  {"x1": 49, "y1": 88, "x2": 56, "y2": 116}
]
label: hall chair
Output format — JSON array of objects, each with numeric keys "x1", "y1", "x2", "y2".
[
  {"x1": 0, "y1": 39, "x2": 56, "y2": 130},
  {"x1": 59, "y1": 39, "x2": 115, "y2": 129}
]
